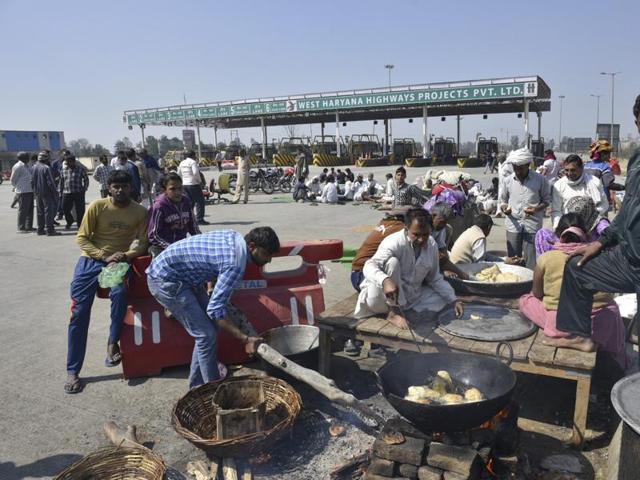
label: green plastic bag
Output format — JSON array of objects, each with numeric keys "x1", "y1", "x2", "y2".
[{"x1": 98, "y1": 262, "x2": 130, "y2": 288}]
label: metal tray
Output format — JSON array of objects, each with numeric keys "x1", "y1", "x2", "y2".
[
  {"x1": 611, "y1": 372, "x2": 640, "y2": 435},
  {"x1": 446, "y1": 262, "x2": 534, "y2": 297},
  {"x1": 438, "y1": 302, "x2": 537, "y2": 342}
]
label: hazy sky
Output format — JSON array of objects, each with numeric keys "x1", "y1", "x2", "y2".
[{"x1": 1, "y1": 0, "x2": 638, "y2": 150}]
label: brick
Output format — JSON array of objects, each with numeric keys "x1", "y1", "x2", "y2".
[
  {"x1": 369, "y1": 457, "x2": 396, "y2": 477},
  {"x1": 426, "y1": 442, "x2": 480, "y2": 477},
  {"x1": 399, "y1": 463, "x2": 419, "y2": 479},
  {"x1": 418, "y1": 465, "x2": 443, "y2": 480},
  {"x1": 373, "y1": 435, "x2": 426, "y2": 466}
]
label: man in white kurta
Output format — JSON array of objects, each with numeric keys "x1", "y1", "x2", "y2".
[{"x1": 354, "y1": 208, "x2": 463, "y2": 329}]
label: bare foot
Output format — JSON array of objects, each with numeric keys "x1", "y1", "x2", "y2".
[
  {"x1": 543, "y1": 335, "x2": 596, "y2": 352},
  {"x1": 387, "y1": 310, "x2": 409, "y2": 329}
]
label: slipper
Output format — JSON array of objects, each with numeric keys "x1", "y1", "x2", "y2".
[
  {"x1": 105, "y1": 348, "x2": 122, "y2": 367},
  {"x1": 64, "y1": 378, "x2": 84, "y2": 394}
]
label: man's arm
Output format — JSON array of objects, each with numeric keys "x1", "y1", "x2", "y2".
[
  {"x1": 124, "y1": 210, "x2": 149, "y2": 260},
  {"x1": 550, "y1": 182, "x2": 562, "y2": 227},
  {"x1": 77, "y1": 202, "x2": 109, "y2": 260},
  {"x1": 591, "y1": 177, "x2": 610, "y2": 219},
  {"x1": 206, "y1": 266, "x2": 245, "y2": 321},
  {"x1": 147, "y1": 206, "x2": 171, "y2": 250},
  {"x1": 191, "y1": 161, "x2": 200, "y2": 184},
  {"x1": 362, "y1": 239, "x2": 396, "y2": 288},
  {"x1": 82, "y1": 167, "x2": 89, "y2": 191}
]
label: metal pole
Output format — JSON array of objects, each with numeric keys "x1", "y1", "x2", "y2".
[
  {"x1": 456, "y1": 115, "x2": 460, "y2": 154},
  {"x1": 610, "y1": 75, "x2": 615, "y2": 149},
  {"x1": 384, "y1": 119, "x2": 389, "y2": 155},
  {"x1": 422, "y1": 105, "x2": 429, "y2": 158},
  {"x1": 335, "y1": 112, "x2": 341, "y2": 157},
  {"x1": 523, "y1": 99, "x2": 530, "y2": 148},
  {"x1": 195, "y1": 121, "x2": 202, "y2": 160},
  {"x1": 321, "y1": 122, "x2": 325, "y2": 140},
  {"x1": 558, "y1": 95, "x2": 565, "y2": 150},
  {"x1": 537, "y1": 111, "x2": 542, "y2": 141},
  {"x1": 260, "y1": 117, "x2": 267, "y2": 160},
  {"x1": 140, "y1": 125, "x2": 146, "y2": 148},
  {"x1": 385, "y1": 64, "x2": 394, "y2": 150},
  {"x1": 214, "y1": 125, "x2": 218, "y2": 147}
]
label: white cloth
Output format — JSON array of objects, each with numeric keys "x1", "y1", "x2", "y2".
[
  {"x1": 306, "y1": 177, "x2": 321, "y2": 195},
  {"x1": 551, "y1": 173, "x2": 609, "y2": 228},
  {"x1": 538, "y1": 158, "x2": 560, "y2": 183},
  {"x1": 354, "y1": 231, "x2": 456, "y2": 317},
  {"x1": 320, "y1": 182, "x2": 338, "y2": 203},
  {"x1": 354, "y1": 182, "x2": 368, "y2": 201},
  {"x1": 385, "y1": 178, "x2": 394, "y2": 196},
  {"x1": 10, "y1": 161, "x2": 33, "y2": 193},
  {"x1": 506, "y1": 147, "x2": 534, "y2": 166},
  {"x1": 342, "y1": 180, "x2": 355, "y2": 200},
  {"x1": 178, "y1": 157, "x2": 201, "y2": 185}
]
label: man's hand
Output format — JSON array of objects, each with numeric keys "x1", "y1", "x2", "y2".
[
  {"x1": 387, "y1": 308, "x2": 409, "y2": 329},
  {"x1": 243, "y1": 336, "x2": 263, "y2": 355},
  {"x1": 383, "y1": 277, "x2": 398, "y2": 305},
  {"x1": 500, "y1": 204, "x2": 512, "y2": 216},
  {"x1": 505, "y1": 256, "x2": 524, "y2": 265},
  {"x1": 523, "y1": 206, "x2": 537, "y2": 216},
  {"x1": 443, "y1": 270, "x2": 458, "y2": 279},
  {"x1": 454, "y1": 301, "x2": 464, "y2": 318},
  {"x1": 569, "y1": 241, "x2": 604, "y2": 267},
  {"x1": 104, "y1": 252, "x2": 127, "y2": 264}
]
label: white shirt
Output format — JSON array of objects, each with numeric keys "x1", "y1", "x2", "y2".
[
  {"x1": 385, "y1": 178, "x2": 394, "y2": 196},
  {"x1": 538, "y1": 158, "x2": 560, "y2": 183},
  {"x1": 10, "y1": 160, "x2": 33, "y2": 193},
  {"x1": 320, "y1": 182, "x2": 338, "y2": 203},
  {"x1": 357, "y1": 231, "x2": 456, "y2": 313},
  {"x1": 306, "y1": 179, "x2": 321, "y2": 195},
  {"x1": 178, "y1": 157, "x2": 201, "y2": 185},
  {"x1": 551, "y1": 172, "x2": 608, "y2": 227}
]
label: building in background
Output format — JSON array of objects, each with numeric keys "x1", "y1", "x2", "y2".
[{"x1": 0, "y1": 130, "x2": 65, "y2": 170}]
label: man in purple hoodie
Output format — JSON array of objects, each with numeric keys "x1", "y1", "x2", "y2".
[{"x1": 148, "y1": 172, "x2": 201, "y2": 257}]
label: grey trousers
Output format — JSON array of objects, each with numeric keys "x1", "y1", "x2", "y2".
[
  {"x1": 36, "y1": 194, "x2": 57, "y2": 233},
  {"x1": 506, "y1": 231, "x2": 536, "y2": 270},
  {"x1": 17, "y1": 192, "x2": 34, "y2": 230}
]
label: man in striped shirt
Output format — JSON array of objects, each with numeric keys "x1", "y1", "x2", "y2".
[
  {"x1": 93, "y1": 155, "x2": 113, "y2": 198},
  {"x1": 146, "y1": 227, "x2": 280, "y2": 389}
]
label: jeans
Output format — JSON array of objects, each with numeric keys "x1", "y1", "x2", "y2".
[
  {"x1": 350, "y1": 270, "x2": 363, "y2": 292},
  {"x1": 36, "y1": 194, "x2": 57, "y2": 233},
  {"x1": 147, "y1": 275, "x2": 220, "y2": 389},
  {"x1": 63, "y1": 192, "x2": 86, "y2": 227},
  {"x1": 17, "y1": 192, "x2": 34, "y2": 230},
  {"x1": 556, "y1": 246, "x2": 640, "y2": 338},
  {"x1": 184, "y1": 184, "x2": 205, "y2": 221},
  {"x1": 506, "y1": 231, "x2": 536, "y2": 270},
  {"x1": 67, "y1": 257, "x2": 129, "y2": 375}
]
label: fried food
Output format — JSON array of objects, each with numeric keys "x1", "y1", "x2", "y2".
[
  {"x1": 470, "y1": 314, "x2": 483, "y2": 321},
  {"x1": 436, "y1": 370, "x2": 452, "y2": 384},
  {"x1": 407, "y1": 385, "x2": 441, "y2": 400},
  {"x1": 431, "y1": 377, "x2": 449, "y2": 395},
  {"x1": 441, "y1": 393, "x2": 464, "y2": 404},
  {"x1": 464, "y1": 387, "x2": 484, "y2": 402},
  {"x1": 475, "y1": 264, "x2": 523, "y2": 283},
  {"x1": 382, "y1": 430, "x2": 406, "y2": 445}
]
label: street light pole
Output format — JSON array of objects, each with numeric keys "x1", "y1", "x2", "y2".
[
  {"x1": 558, "y1": 95, "x2": 565, "y2": 150},
  {"x1": 600, "y1": 71, "x2": 621, "y2": 150},
  {"x1": 590, "y1": 94, "x2": 601, "y2": 140},
  {"x1": 385, "y1": 64, "x2": 394, "y2": 154}
]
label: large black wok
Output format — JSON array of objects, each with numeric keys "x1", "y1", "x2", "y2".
[{"x1": 377, "y1": 351, "x2": 516, "y2": 432}]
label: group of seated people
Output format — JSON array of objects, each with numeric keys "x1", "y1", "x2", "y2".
[{"x1": 293, "y1": 168, "x2": 384, "y2": 204}]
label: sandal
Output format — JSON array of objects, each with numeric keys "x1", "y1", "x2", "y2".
[
  {"x1": 64, "y1": 377, "x2": 84, "y2": 394},
  {"x1": 105, "y1": 345, "x2": 122, "y2": 367}
]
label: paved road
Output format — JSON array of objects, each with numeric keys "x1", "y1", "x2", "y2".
[{"x1": 0, "y1": 165, "x2": 509, "y2": 479}]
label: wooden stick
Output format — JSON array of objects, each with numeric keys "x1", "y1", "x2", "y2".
[
  {"x1": 103, "y1": 421, "x2": 142, "y2": 448},
  {"x1": 222, "y1": 458, "x2": 238, "y2": 480},
  {"x1": 330, "y1": 451, "x2": 370, "y2": 479},
  {"x1": 241, "y1": 461, "x2": 252, "y2": 480},
  {"x1": 210, "y1": 457, "x2": 221, "y2": 480},
  {"x1": 257, "y1": 344, "x2": 385, "y2": 426},
  {"x1": 187, "y1": 460, "x2": 214, "y2": 480}
]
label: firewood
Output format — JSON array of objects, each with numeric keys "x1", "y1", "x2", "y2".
[
  {"x1": 257, "y1": 343, "x2": 384, "y2": 426},
  {"x1": 222, "y1": 458, "x2": 239, "y2": 480},
  {"x1": 103, "y1": 421, "x2": 141, "y2": 448},
  {"x1": 330, "y1": 451, "x2": 370, "y2": 479},
  {"x1": 187, "y1": 460, "x2": 214, "y2": 480},
  {"x1": 210, "y1": 457, "x2": 220, "y2": 479}
]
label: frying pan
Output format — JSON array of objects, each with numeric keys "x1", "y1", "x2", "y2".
[
  {"x1": 377, "y1": 349, "x2": 516, "y2": 432},
  {"x1": 446, "y1": 261, "x2": 533, "y2": 297}
]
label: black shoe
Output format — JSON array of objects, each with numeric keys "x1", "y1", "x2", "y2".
[
  {"x1": 197, "y1": 219, "x2": 210, "y2": 225},
  {"x1": 65, "y1": 224, "x2": 72, "y2": 230},
  {"x1": 37, "y1": 230, "x2": 46, "y2": 236},
  {"x1": 53, "y1": 220, "x2": 60, "y2": 226},
  {"x1": 47, "y1": 231, "x2": 62, "y2": 236},
  {"x1": 24, "y1": 228, "x2": 36, "y2": 232}
]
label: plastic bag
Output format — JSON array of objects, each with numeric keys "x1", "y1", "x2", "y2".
[{"x1": 98, "y1": 262, "x2": 130, "y2": 288}]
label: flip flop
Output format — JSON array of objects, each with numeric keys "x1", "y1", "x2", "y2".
[
  {"x1": 64, "y1": 378, "x2": 84, "y2": 394},
  {"x1": 104, "y1": 348, "x2": 122, "y2": 367}
]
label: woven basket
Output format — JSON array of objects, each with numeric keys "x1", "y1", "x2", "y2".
[
  {"x1": 54, "y1": 445, "x2": 165, "y2": 479},
  {"x1": 172, "y1": 375, "x2": 302, "y2": 458}
]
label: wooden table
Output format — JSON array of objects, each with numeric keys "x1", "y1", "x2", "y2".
[{"x1": 317, "y1": 294, "x2": 597, "y2": 448}]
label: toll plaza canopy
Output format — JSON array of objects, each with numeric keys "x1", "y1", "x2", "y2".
[{"x1": 124, "y1": 75, "x2": 551, "y2": 129}]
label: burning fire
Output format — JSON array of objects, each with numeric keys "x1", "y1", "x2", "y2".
[
  {"x1": 485, "y1": 458, "x2": 496, "y2": 476},
  {"x1": 478, "y1": 405, "x2": 512, "y2": 430}
]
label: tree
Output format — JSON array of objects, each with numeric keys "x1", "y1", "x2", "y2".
[
  {"x1": 113, "y1": 137, "x2": 133, "y2": 153},
  {"x1": 68, "y1": 138, "x2": 92, "y2": 156},
  {"x1": 217, "y1": 141, "x2": 228, "y2": 150},
  {"x1": 510, "y1": 135, "x2": 520, "y2": 150},
  {"x1": 145, "y1": 135, "x2": 159, "y2": 157},
  {"x1": 283, "y1": 125, "x2": 298, "y2": 138},
  {"x1": 92, "y1": 144, "x2": 110, "y2": 156}
]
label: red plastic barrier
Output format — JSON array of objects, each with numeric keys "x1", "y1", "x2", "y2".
[{"x1": 118, "y1": 239, "x2": 343, "y2": 379}]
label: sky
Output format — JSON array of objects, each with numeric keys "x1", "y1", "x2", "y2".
[{"x1": 1, "y1": 0, "x2": 639, "y2": 151}]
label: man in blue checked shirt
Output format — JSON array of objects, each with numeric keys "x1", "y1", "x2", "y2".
[{"x1": 146, "y1": 227, "x2": 280, "y2": 389}]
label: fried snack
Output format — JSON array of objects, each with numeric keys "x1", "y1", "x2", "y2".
[
  {"x1": 407, "y1": 385, "x2": 441, "y2": 400},
  {"x1": 464, "y1": 387, "x2": 484, "y2": 402},
  {"x1": 436, "y1": 370, "x2": 453, "y2": 384},
  {"x1": 470, "y1": 314, "x2": 483, "y2": 321},
  {"x1": 431, "y1": 377, "x2": 449, "y2": 395},
  {"x1": 476, "y1": 264, "x2": 522, "y2": 283},
  {"x1": 441, "y1": 393, "x2": 465, "y2": 404}
]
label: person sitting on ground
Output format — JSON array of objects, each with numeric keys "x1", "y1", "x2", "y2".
[
  {"x1": 306, "y1": 175, "x2": 321, "y2": 199},
  {"x1": 147, "y1": 172, "x2": 200, "y2": 258},
  {"x1": 450, "y1": 214, "x2": 520, "y2": 265},
  {"x1": 354, "y1": 208, "x2": 464, "y2": 329},
  {"x1": 65, "y1": 170, "x2": 149, "y2": 394},
  {"x1": 364, "y1": 172, "x2": 378, "y2": 197},
  {"x1": 293, "y1": 176, "x2": 311, "y2": 202},
  {"x1": 476, "y1": 177, "x2": 500, "y2": 214},
  {"x1": 392, "y1": 166, "x2": 430, "y2": 208},
  {"x1": 345, "y1": 168, "x2": 355, "y2": 183},
  {"x1": 519, "y1": 213, "x2": 628, "y2": 368},
  {"x1": 381, "y1": 173, "x2": 394, "y2": 202},
  {"x1": 320, "y1": 175, "x2": 338, "y2": 204},
  {"x1": 353, "y1": 174, "x2": 371, "y2": 202},
  {"x1": 319, "y1": 168, "x2": 329, "y2": 184}
]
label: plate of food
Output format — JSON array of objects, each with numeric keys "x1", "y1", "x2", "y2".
[{"x1": 446, "y1": 261, "x2": 533, "y2": 297}]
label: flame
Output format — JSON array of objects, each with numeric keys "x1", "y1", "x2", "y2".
[
  {"x1": 485, "y1": 458, "x2": 496, "y2": 476},
  {"x1": 478, "y1": 405, "x2": 512, "y2": 430}
]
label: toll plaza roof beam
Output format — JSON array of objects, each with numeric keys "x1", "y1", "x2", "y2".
[{"x1": 124, "y1": 75, "x2": 550, "y2": 129}]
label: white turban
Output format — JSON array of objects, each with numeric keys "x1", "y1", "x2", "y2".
[{"x1": 506, "y1": 148, "x2": 534, "y2": 166}]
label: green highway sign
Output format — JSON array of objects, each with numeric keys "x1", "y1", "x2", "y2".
[{"x1": 126, "y1": 81, "x2": 538, "y2": 125}]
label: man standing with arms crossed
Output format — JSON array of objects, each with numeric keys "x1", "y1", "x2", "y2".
[{"x1": 31, "y1": 151, "x2": 61, "y2": 236}]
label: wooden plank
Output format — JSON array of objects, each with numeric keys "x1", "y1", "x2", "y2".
[
  {"x1": 447, "y1": 335, "x2": 477, "y2": 352},
  {"x1": 553, "y1": 347, "x2": 597, "y2": 370},
  {"x1": 430, "y1": 327, "x2": 456, "y2": 345},
  {"x1": 466, "y1": 339, "x2": 498, "y2": 356},
  {"x1": 378, "y1": 322, "x2": 404, "y2": 339},
  {"x1": 571, "y1": 374, "x2": 593, "y2": 448},
  {"x1": 318, "y1": 315, "x2": 360, "y2": 328},
  {"x1": 355, "y1": 317, "x2": 389, "y2": 335},
  {"x1": 509, "y1": 334, "x2": 537, "y2": 361},
  {"x1": 528, "y1": 331, "x2": 557, "y2": 365}
]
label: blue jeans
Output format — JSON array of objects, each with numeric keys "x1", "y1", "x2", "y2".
[
  {"x1": 67, "y1": 257, "x2": 129, "y2": 375},
  {"x1": 350, "y1": 270, "x2": 363, "y2": 292},
  {"x1": 147, "y1": 275, "x2": 220, "y2": 389}
]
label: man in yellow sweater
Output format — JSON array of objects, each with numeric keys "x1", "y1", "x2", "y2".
[{"x1": 65, "y1": 170, "x2": 148, "y2": 394}]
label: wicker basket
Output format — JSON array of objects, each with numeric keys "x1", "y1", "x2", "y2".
[
  {"x1": 172, "y1": 375, "x2": 302, "y2": 458},
  {"x1": 54, "y1": 445, "x2": 165, "y2": 479}
]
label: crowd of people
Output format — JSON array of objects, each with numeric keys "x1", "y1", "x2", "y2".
[{"x1": 9, "y1": 94, "x2": 639, "y2": 393}]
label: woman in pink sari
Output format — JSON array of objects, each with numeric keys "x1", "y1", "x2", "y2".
[{"x1": 519, "y1": 213, "x2": 628, "y2": 369}]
